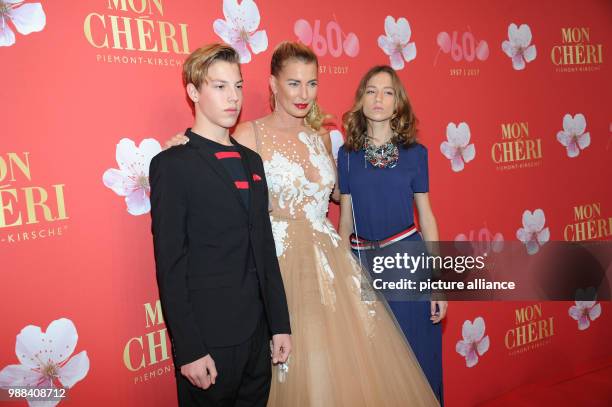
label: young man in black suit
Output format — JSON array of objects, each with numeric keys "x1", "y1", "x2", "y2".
[{"x1": 149, "y1": 44, "x2": 291, "y2": 407}]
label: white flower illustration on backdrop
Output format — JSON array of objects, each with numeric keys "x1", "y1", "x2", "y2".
[
  {"x1": 501, "y1": 23, "x2": 537, "y2": 70},
  {"x1": 440, "y1": 122, "x2": 476, "y2": 172},
  {"x1": 557, "y1": 113, "x2": 591, "y2": 158},
  {"x1": 0, "y1": 318, "x2": 89, "y2": 407},
  {"x1": 377, "y1": 16, "x2": 416, "y2": 70},
  {"x1": 569, "y1": 300, "x2": 601, "y2": 330},
  {"x1": 103, "y1": 138, "x2": 162, "y2": 216},
  {"x1": 516, "y1": 209, "x2": 550, "y2": 255},
  {"x1": 456, "y1": 317, "x2": 490, "y2": 368},
  {"x1": 0, "y1": 0, "x2": 46, "y2": 47},
  {"x1": 213, "y1": 0, "x2": 268, "y2": 63}
]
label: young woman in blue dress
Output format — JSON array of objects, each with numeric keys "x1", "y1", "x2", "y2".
[{"x1": 337, "y1": 65, "x2": 447, "y2": 403}]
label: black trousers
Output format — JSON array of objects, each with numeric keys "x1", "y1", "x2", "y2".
[{"x1": 176, "y1": 317, "x2": 271, "y2": 407}]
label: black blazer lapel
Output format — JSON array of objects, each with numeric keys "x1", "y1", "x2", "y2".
[
  {"x1": 190, "y1": 144, "x2": 248, "y2": 213},
  {"x1": 234, "y1": 140, "x2": 255, "y2": 224}
]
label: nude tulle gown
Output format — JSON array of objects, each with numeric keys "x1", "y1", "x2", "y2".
[{"x1": 252, "y1": 121, "x2": 440, "y2": 407}]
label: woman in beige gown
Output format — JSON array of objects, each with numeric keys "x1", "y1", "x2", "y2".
[
  {"x1": 238, "y1": 42, "x2": 439, "y2": 407},
  {"x1": 170, "y1": 41, "x2": 440, "y2": 406}
]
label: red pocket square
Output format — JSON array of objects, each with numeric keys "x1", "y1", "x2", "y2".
[{"x1": 252, "y1": 173, "x2": 262, "y2": 181}]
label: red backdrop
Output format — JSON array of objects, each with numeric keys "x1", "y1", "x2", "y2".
[{"x1": 1, "y1": 0, "x2": 611, "y2": 406}]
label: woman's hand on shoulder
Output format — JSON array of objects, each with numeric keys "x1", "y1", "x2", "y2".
[{"x1": 164, "y1": 133, "x2": 189, "y2": 150}]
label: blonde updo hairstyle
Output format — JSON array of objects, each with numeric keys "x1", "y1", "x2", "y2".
[{"x1": 270, "y1": 41, "x2": 328, "y2": 131}]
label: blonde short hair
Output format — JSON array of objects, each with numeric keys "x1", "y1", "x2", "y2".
[{"x1": 182, "y1": 43, "x2": 240, "y2": 90}]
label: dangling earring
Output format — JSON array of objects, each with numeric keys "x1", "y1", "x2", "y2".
[{"x1": 305, "y1": 101, "x2": 317, "y2": 127}]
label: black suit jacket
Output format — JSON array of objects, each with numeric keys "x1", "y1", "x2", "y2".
[{"x1": 149, "y1": 130, "x2": 291, "y2": 367}]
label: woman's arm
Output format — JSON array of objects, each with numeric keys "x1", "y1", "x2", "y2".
[
  {"x1": 415, "y1": 192, "x2": 447, "y2": 323},
  {"x1": 414, "y1": 192, "x2": 439, "y2": 241},
  {"x1": 319, "y1": 129, "x2": 340, "y2": 203},
  {"x1": 339, "y1": 194, "x2": 354, "y2": 247},
  {"x1": 162, "y1": 122, "x2": 257, "y2": 151}
]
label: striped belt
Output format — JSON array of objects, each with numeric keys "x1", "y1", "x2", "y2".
[{"x1": 350, "y1": 224, "x2": 418, "y2": 251}]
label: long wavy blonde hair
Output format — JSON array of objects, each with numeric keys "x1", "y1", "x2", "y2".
[
  {"x1": 342, "y1": 65, "x2": 418, "y2": 150},
  {"x1": 270, "y1": 41, "x2": 329, "y2": 131}
]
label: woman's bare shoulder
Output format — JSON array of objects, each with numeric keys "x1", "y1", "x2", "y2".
[{"x1": 233, "y1": 121, "x2": 257, "y2": 151}]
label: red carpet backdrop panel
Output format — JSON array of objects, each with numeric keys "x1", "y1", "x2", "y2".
[{"x1": 1, "y1": 0, "x2": 610, "y2": 405}]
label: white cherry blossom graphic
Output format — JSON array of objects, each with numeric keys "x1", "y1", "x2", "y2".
[
  {"x1": 0, "y1": 318, "x2": 89, "y2": 407},
  {"x1": 213, "y1": 0, "x2": 268, "y2": 63},
  {"x1": 103, "y1": 138, "x2": 162, "y2": 216},
  {"x1": 440, "y1": 122, "x2": 476, "y2": 172},
  {"x1": 456, "y1": 317, "x2": 490, "y2": 368},
  {"x1": 0, "y1": 0, "x2": 46, "y2": 47},
  {"x1": 377, "y1": 16, "x2": 416, "y2": 70},
  {"x1": 557, "y1": 113, "x2": 591, "y2": 158},
  {"x1": 516, "y1": 209, "x2": 550, "y2": 255},
  {"x1": 501, "y1": 23, "x2": 537, "y2": 70},
  {"x1": 569, "y1": 300, "x2": 601, "y2": 330}
]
